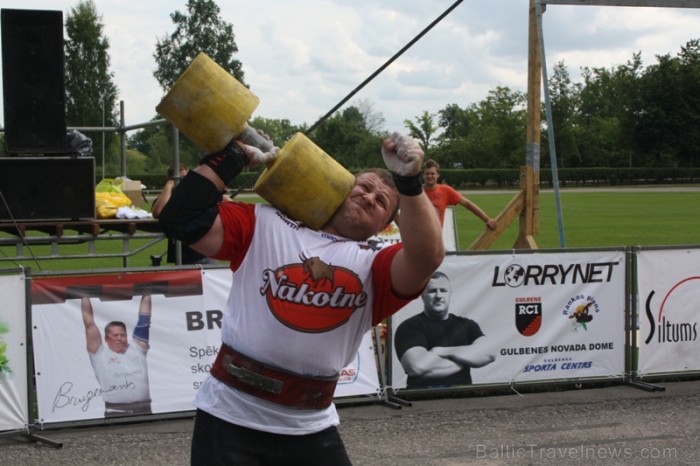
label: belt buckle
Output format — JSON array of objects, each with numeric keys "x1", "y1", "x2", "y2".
[{"x1": 223, "y1": 355, "x2": 284, "y2": 394}]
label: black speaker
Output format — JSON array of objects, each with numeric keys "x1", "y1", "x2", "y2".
[
  {"x1": 0, "y1": 157, "x2": 95, "y2": 221},
  {"x1": 1, "y1": 9, "x2": 66, "y2": 154}
]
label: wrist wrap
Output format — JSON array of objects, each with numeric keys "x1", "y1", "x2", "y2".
[
  {"x1": 391, "y1": 172, "x2": 423, "y2": 196},
  {"x1": 200, "y1": 141, "x2": 249, "y2": 185},
  {"x1": 133, "y1": 313, "x2": 151, "y2": 343}
]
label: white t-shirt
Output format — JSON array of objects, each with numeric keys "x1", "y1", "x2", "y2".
[
  {"x1": 89, "y1": 343, "x2": 150, "y2": 404},
  {"x1": 194, "y1": 203, "x2": 411, "y2": 435}
]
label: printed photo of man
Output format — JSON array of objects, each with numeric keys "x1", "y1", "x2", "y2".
[
  {"x1": 81, "y1": 295, "x2": 153, "y2": 417},
  {"x1": 394, "y1": 271, "x2": 496, "y2": 389}
]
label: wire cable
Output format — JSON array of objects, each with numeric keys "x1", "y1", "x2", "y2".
[{"x1": 230, "y1": 0, "x2": 465, "y2": 198}]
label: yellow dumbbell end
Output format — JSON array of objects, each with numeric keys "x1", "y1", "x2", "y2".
[
  {"x1": 156, "y1": 52, "x2": 260, "y2": 154},
  {"x1": 254, "y1": 133, "x2": 355, "y2": 230}
]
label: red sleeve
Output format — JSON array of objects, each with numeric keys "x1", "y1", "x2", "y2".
[
  {"x1": 211, "y1": 201, "x2": 256, "y2": 271},
  {"x1": 370, "y1": 243, "x2": 423, "y2": 326},
  {"x1": 444, "y1": 185, "x2": 463, "y2": 205}
]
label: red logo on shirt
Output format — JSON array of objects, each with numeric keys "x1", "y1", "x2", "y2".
[{"x1": 260, "y1": 256, "x2": 367, "y2": 332}]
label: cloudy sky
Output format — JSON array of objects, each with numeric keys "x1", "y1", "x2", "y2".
[{"x1": 2, "y1": 0, "x2": 700, "y2": 134}]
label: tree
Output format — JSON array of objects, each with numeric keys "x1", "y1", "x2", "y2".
[
  {"x1": 578, "y1": 54, "x2": 643, "y2": 167},
  {"x1": 404, "y1": 111, "x2": 439, "y2": 151},
  {"x1": 152, "y1": 0, "x2": 246, "y2": 170},
  {"x1": 127, "y1": 121, "x2": 160, "y2": 155},
  {"x1": 64, "y1": 0, "x2": 118, "y2": 127},
  {"x1": 64, "y1": 0, "x2": 119, "y2": 171},
  {"x1": 126, "y1": 117, "x2": 199, "y2": 171},
  {"x1": 427, "y1": 87, "x2": 527, "y2": 169},
  {"x1": 353, "y1": 98, "x2": 386, "y2": 135},
  {"x1": 437, "y1": 103, "x2": 473, "y2": 141},
  {"x1": 431, "y1": 104, "x2": 477, "y2": 168},
  {"x1": 636, "y1": 39, "x2": 700, "y2": 167},
  {"x1": 310, "y1": 106, "x2": 383, "y2": 169},
  {"x1": 464, "y1": 86, "x2": 527, "y2": 168},
  {"x1": 248, "y1": 117, "x2": 306, "y2": 147},
  {"x1": 154, "y1": 0, "x2": 245, "y2": 91},
  {"x1": 673, "y1": 39, "x2": 700, "y2": 167},
  {"x1": 547, "y1": 61, "x2": 582, "y2": 168}
]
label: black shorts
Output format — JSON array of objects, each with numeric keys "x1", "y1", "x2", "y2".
[{"x1": 190, "y1": 409, "x2": 352, "y2": 466}]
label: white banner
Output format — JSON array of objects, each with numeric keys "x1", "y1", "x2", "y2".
[
  {"x1": 31, "y1": 268, "x2": 380, "y2": 424},
  {"x1": 334, "y1": 331, "x2": 380, "y2": 398},
  {"x1": 0, "y1": 272, "x2": 29, "y2": 432},
  {"x1": 390, "y1": 251, "x2": 626, "y2": 390},
  {"x1": 637, "y1": 248, "x2": 700, "y2": 375},
  {"x1": 32, "y1": 270, "x2": 207, "y2": 423},
  {"x1": 443, "y1": 206, "x2": 458, "y2": 252}
]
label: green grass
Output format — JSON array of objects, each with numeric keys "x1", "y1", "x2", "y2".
[
  {"x1": 455, "y1": 189, "x2": 700, "y2": 250},
  {"x1": 2, "y1": 188, "x2": 698, "y2": 272},
  {"x1": 0, "y1": 233, "x2": 169, "y2": 272}
]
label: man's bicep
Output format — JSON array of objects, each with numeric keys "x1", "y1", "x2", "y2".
[{"x1": 394, "y1": 320, "x2": 421, "y2": 350}]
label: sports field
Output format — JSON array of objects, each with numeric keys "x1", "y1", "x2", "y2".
[
  {"x1": 454, "y1": 187, "x2": 700, "y2": 250},
  {"x1": 1, "y1": 186, "x2": 698, "y2": 272}
]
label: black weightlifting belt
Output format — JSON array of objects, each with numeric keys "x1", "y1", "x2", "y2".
[{"x1": 210, "y1": 344, "x2": 339, "y2": 410}]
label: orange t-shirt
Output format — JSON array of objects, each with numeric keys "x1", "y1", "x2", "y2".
[{"x1": 424, "y1": 184, "x2": 462, "y2": 225}]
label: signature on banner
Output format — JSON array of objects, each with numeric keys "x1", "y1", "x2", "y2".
[{"x1": 52, "y1": 380, "x2": 136, "y2": 412}]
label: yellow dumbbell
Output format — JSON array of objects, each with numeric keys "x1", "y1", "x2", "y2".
[{"x1": 156, "y1": 52, "x2": 354, "y2": 231}]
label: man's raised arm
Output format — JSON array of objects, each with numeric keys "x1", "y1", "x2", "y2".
[
  {"x1": 81, "y1": 298, "x2": 102, "y2": 354},
  {"x1": 381, "y1": 133, "x2": 445, "y2": 297},
  {"x1": 133, "y1": 295, "x2": 152, "y2": 351}
]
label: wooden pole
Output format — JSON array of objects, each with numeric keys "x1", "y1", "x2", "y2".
[
  {"x1": 469, "y1": 190, "x2": 525, "y2": 250},
  {"x1": 515, "y1": 0, "x2": 542, "y2": 249}
]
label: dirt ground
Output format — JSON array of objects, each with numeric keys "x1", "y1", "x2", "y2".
[{"x1": 1, "y1": 379, "x2": 699, "y2": 465}]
